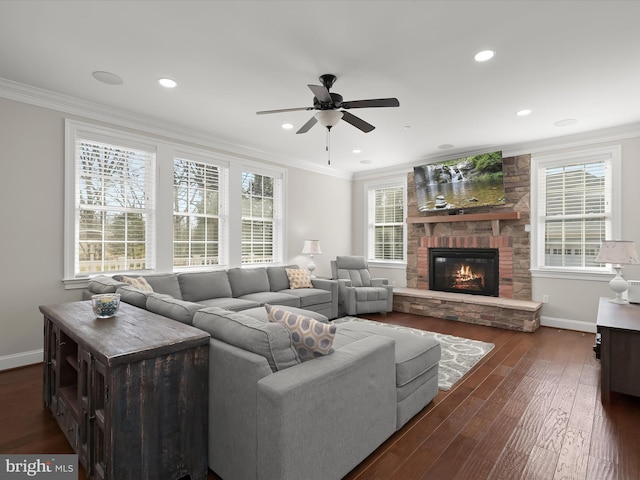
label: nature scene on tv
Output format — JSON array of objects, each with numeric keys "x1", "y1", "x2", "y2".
[{"x1": 414, "y1": 150, "x2": 506, "y2": 212}]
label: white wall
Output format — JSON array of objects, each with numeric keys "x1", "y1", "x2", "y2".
[{"x1": 0, "y1": 97, "x2": 352, "y2": 370}]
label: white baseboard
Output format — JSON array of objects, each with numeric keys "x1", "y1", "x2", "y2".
[
  {"x1": 540, "y1": 315, "x2": 597, "y2": 333},
  {"x1": 0, "y1": 349, "x2": 43, "y2": 371}
]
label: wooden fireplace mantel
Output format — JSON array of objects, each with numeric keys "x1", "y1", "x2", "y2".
[{"x1": 406, "y1": 211, "x2": 521, "y2": 236}]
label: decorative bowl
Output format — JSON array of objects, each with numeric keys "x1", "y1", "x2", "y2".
[{"x1": 91, "y1": 293, "x2": 121, "y2": 319}]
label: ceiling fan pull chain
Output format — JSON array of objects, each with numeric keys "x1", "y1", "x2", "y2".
[{"x1": 326, "y1": 128, "x2": 331, "y2": 165}]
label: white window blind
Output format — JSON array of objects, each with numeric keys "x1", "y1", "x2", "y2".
[
  {"x1": 75, "y1": 138, "x2": 156, "y2": 276},
  {"x1": 173, "y1": 157, "x2": 225, "y2": 267},
  {"x1": 534, "y1": 148, "x2": 618, "y2": 272},
  {"x1": 368, "y1": 184, "x2": 405, "y2": 261},
  {"x1": 241, "y1": 171, "x2": 283, "y2": 264}
]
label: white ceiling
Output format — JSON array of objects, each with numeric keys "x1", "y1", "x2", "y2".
[{"x1": 1, "y1": 1, "x2": 640, "y2": 175}]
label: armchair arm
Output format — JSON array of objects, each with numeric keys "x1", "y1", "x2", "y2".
[
  {"x1": 310, "y1": 277, "x2": 339, "y2": 319},
  {"x1": 371, "y1": 278, "x2": 389, "y2": 287},
  {"x1": 257, "y1": 335, "x2": 397, "y2": 480}
]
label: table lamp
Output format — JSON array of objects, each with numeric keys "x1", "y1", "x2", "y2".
[
  {"x1": 302, "y1": 240, "x2": 322, "y2": 277},
  {"x1": 595, "y1": 240, "x2": 640, "y2": 304}
]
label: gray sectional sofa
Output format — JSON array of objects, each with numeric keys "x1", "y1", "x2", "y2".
[
  {"x1": 85, "y1": 264, "x2": 338, "y2": 321},
  {"x1": 83, "y1": 266, "x2": 441, "y2": 480}
]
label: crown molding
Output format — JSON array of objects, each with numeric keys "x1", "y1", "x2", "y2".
[
  {"x1": 353, "y1": 121, "x2": 640, "y2": 181},
  {"x1": 0, "y1": 77, "x2": 353, "y2": 180}
]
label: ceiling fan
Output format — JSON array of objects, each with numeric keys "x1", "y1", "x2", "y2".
[{"x1": 256, "y1": 74, "x2": 400, "y2": 134}]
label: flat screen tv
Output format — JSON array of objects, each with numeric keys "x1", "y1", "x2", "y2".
[{"x1": 414, "y1": 150, "x2": 506, "y2": 212}]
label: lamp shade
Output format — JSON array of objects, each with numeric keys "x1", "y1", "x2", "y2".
[
  {"x1": 595, "y1": 240, "x2": 640, "y2": 265},
  {"x1": 315, "y1": 110, "x2": 343, "y2": 128},
  {"x1": 301, "y1": 240, "x2": 322, "y2": 255}
]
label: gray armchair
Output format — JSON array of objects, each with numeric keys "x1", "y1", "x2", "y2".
[{"x1": 331, "y1": 256, "x2": 394, "y2": 316}]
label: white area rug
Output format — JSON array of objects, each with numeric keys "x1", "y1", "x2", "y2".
[{"x1": 333, "y1": 317, "x2": 495, "y2": 391}]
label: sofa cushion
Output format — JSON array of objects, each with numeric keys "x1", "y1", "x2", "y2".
[
  {"x1": 88, "y1": 275, "x2": 126, "y2": 294},
  {"x1": 266, "y1": 265, "x2": 298, "y2": 291},
  {"x1": 139, "y1": 273, "x2": 182, "y2": 299},
  {"x1": 193, "y1": 307, "x2": 300, "y2": 372},
  {"x1": 120, "y1": 276, "x2": 154, "y2": 292},
  {"x1": 277, "y1": 288, "x2": 332, "y2": 307},
  {"x1": 238, "y1": 291, "x2": 299, "y2": 308},
  {"x1": 116, "y1": 285, "x2": 151, "y2": 309},
  {"x1": 197, "y1": 297, "x2": 260, "y2": 311},
  {"x1": 227, "y1": 268, "x2": 270, "y2": 297},
  {"x1": 178, "y1": 270, "x2": 232, "y2": 302},
  {"x1": 334, "y1": 320, "x2": 440, "y2": 388},
  {"x1": 243, "y1": 305, "x2": 328, "y2": 323},
  {"x1": 146, "y1": 293, "x2": 202, "y2": 324},
  {"x1": 285, "y1": 268, "x2": 313, "y2": 289},
  {"x1": 266, "y1": 305, "x2": 336, "y2": 362}
]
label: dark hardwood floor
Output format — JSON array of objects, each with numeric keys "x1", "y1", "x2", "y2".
[{"x1": 2, "y1": 312, "x2": 639, "y2": 479}]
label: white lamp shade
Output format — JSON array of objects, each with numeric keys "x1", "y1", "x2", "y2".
[
  {"x1": 315, "y1": 110, "x2": 343, "y2": 128},
  {"x1": 595, "y1": 240, "x2": 640, "y2": 265},
  {"x1": 301, "y1": 240, "x2": 322, "y2": 255}
]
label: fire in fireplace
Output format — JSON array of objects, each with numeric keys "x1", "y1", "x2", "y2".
[{"x1": 429, "y1": 248, "x2": 499, "y2": 297}]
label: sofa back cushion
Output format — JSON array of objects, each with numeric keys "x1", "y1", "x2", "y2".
[
  {"x1": 178, "y1": 271, "x2": 232, "y2": 302},
  {"x1": 146, "y1": 293, "x2": 202, "y2": 324},
  {"x1": 266, "y1": 265, "x2": 298, "y2": 291},
  {"x1": 88, "y1": 275, "x2": 126, "y2": 294},
  {"x1": 139, "y1": 273, "x2": 182, "y2": 299},
  {"x1": 193, "y1": 307, "x2": 300, "y2": 372},
  {"x1": 227, "y1": 268, "x2": 270, "y2": 297}
]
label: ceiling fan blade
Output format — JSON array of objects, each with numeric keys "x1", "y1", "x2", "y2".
[
  {"x1": 256, "y1": 106, "x2": 313, "y2": 115},
  {"x1": 296, "y1": 116, "x2": 317, "y2": 134},
  {"x1": 341, "y1": 111, "x2": 375, "y2": 133},
  {"x1": 308, "y1": 84, "x2": 332, "y2": 103},
  {"x1": 341, "y1": 98, "x2": 400, "y2": 109}
]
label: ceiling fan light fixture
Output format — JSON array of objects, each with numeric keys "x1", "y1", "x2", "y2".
[{"x1": 315, "y1": 110, "x2": 343, "y2": 128}]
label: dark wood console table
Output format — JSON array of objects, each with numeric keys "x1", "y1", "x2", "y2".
[
  {"x1": 596, "y1": 297, "x2": 640, "y2": 402},
  {"x1": 41, "y1": 301, "x2": 210, "y2": 479}
]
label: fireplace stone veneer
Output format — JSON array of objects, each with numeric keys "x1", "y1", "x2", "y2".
[{"x1": 399, "y1": 155, "x2": 541, "y2": 332}]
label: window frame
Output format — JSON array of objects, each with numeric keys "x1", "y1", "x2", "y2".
[
  {"x1": 530, "y1": 145, "x2": 622, "y2": 280},
  {"x1": 364, "y1": 177, "x2": 407, "y2": 266},
  {"x1": 239, "y1": 166, "x2": 285, "y2": 266},
  {"x1": 172, "y1": 153, "x2": 229, "y2": 269}
]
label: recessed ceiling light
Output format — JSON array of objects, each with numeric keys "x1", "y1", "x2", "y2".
[
  {"x1": 516, "y1": 109, "x2": 532, "y2": 116},
  {"x1": 158, "y1": 78, "x2": 177, "y2": 88},
  {"x1": 352, "y1": 149, "x2": 362, "y2": 154},
  {"x1": 474, "y1": 50, "x2": 495, "y2": 62},
  {"x1": 554, "y1": 118, "x2": 577, "y2": 127},
  {"x1": 438, "y1": 144, "x2": 455, "y2": 150},
  {"x1": 92, "y1": 71, "x2": 123, "y2": 85},
  {"x1": 360, "y1": 159, "x2": 373, "y2": 165},
  {"x1": 404, "y1": 125, "x2": 412, "y2": 130},
  {"x1": 282, "y1": 123, "x2": 293, "y2": 130}
]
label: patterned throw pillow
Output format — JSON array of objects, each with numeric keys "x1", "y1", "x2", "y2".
[
  {"x1": 120, "y1": 276, "x2": 154, "y2": 292},
  {"x1": 285, "y1": 268, "x2": 313, "y2": 289},
  {"x1": 266, "y1": 305, "x2": 336, "y2": 362}
]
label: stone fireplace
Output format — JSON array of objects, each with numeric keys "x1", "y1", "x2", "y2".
[{"x1": 393, "y1": 154, "x2": 542, "y2": 332}]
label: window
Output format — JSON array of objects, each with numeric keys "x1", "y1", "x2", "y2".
[
  {"x1": 173, "y1": 157, "x2": 225, "y2": 267},
  {"x1": 367, "y1": 183, "x2": 405, "y2": 262},
  {"x1": 241, "y1": 170, "x2": 283, "y2": 264},
  {"x1": 65, "y1": 120, "x2": 236, "y2": 283},
  {"x1": 72, "y1": 136, "x2": 156, "y2": 277},
  {"x1": 531, "y1": 145, "x2": 621, "y2": 276}
]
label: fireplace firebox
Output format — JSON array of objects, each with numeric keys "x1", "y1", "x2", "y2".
[{"x1": 429, "y1": 248, "x2": 499, "y2": 297}]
